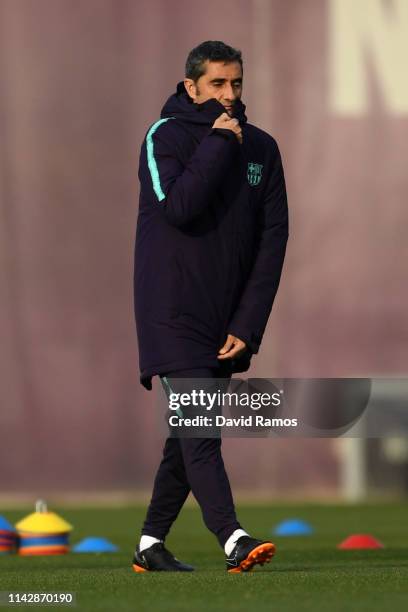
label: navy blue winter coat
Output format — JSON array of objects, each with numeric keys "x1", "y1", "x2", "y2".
[{"x1": 134, "y1": 81, "x2": 288, "y2": 390}]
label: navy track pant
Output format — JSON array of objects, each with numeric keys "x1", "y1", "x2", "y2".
[{"x1": 141, "y1": 363, "x2": 242, "y2": 548}]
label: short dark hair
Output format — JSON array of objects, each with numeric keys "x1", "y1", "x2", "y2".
[{"x1": 185, "y1": 40, "x2": 243, "y2": 82}]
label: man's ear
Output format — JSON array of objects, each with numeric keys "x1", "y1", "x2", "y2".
[{"x1": 184, "y1": 78, "x2": 197, "y2": 101}]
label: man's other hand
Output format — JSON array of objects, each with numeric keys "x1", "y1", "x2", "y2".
[
  {"x1": 217, "y1": 334, "x2": 246, "y2": 360},
  {"x1": 212, "y1": 113, "x2": 243, "y2": 144}
]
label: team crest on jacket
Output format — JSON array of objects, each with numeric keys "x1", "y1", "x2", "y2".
[{"x1": 247, "y1": 162, "x2": 263, "y2": 186}]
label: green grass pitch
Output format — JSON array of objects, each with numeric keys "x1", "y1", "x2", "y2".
[{"x1": 1, "y1": 502, "x2": 408, "y2": 611}]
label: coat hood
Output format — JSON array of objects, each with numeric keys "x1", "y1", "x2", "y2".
[{"x1": 161, "y1": 81, "x2": 248, "y2": 127}]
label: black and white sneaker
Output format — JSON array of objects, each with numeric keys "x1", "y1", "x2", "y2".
[
  {"x1": 226, "y1": 536, "x2": 276, "y2": 573},
  {"x1": 132, "y1": 543, "x2": 195, "y2": 572}
]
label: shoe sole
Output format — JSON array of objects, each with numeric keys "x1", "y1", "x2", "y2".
[
  {"x1": 132, "y1": 563, "x2": 148, "y2": 573},
  {"x1": 132, "y1": 563, "x2": 194, "y2": 573},
  {"x1": 227, "y1": 542, "x2": 276, "y2": 573}
]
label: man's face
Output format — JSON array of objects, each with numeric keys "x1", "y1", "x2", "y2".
[{"x1": 184, "y1": 60, "x2": 243, "y2": 116}]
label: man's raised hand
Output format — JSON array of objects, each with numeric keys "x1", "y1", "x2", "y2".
[{"x1": 212, "y1": 113, "x2": 243, "y2": 144}]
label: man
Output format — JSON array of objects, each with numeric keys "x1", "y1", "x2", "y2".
[{"x1": 133, "y1": 41, "x2": 288, "y2": 572}]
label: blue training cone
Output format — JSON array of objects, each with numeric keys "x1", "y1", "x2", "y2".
[
  {"x1": 273, "y1": 519, "x2": 314, "y2": 536},
  {"x1": 72, "y1": 537, "x2": 118, "y2": 553},
  {"x1": 0, "y1": 515, "x2": 17, "y2": 554}
]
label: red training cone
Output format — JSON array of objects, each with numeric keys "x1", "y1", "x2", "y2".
[{"x1": 338, "y1": 534, "x2": 384, "y2": 550}]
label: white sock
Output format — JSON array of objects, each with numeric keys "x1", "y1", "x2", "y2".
[
  {"x1": 224, "y1": 528, "x2": 250, "y2": 556},
  {"x1": 139, "y1": 535, "x2": 162, "y2": 552}
]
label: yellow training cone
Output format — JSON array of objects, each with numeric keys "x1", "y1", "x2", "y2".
[{"x1": 16, "y1": 500, "x2": 73, "y2": 536}]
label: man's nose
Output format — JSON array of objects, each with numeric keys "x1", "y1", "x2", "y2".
[{"x1": 223, "y1": 83, "x2": 236, "y2": 101}]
